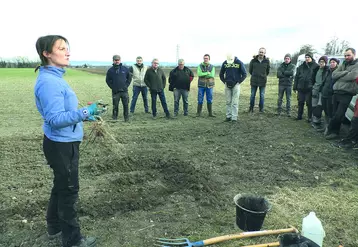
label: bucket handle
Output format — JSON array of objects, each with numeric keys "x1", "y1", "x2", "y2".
[{"x1": 234, "y1": 194, "x2": 272, "y2": 214}]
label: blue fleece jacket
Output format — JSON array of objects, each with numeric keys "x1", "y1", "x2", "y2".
[
  {"x1": 34, "y1": 66, "x2": 90, "y2": 142},
  {"x1": 219, "y1": 57, "x2": 247, "y2": 88}
]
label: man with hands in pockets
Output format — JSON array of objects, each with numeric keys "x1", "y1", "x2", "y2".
[{"x1": 219, "y1": 53, "x2": 247, "y2": 122}]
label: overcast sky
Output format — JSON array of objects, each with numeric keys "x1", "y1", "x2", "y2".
[{"x1": 1, "y1": 0, "x2": 357, "y2": 64}]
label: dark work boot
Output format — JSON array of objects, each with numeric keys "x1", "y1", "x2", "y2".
[
  {"x1": 207, "y1": 103, "x2": 215, "y2": 117},
  {"x1": 296, "y1": 103, "x2": 304, "y2": 120},
  {"x1": 307, "y1": 104, "x2": 313, "y2": 123},
  {"x1": 71, "y1": 236, "x2": 96, "y2": 247},
  {"x1": 112, "y1": 110, "x2": 118, "y2": 120},
  {"x1": 196, "y1": 104, "x2": 203, "y2": 117},
  {"x1": 249, "y1": 106, "x2": 253, "y2": 113},
  {"x1": 123, "y1": 107, "x2": 129, "y2": 122}
]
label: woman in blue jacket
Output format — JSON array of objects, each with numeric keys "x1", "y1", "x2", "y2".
[{"x1": 34, "y1": 35, "x2": 97, "y2": 247}]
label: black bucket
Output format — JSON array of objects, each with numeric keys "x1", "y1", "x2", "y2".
[{"x1": 234, "y1": 194, "x2": 271, "y2": 231}]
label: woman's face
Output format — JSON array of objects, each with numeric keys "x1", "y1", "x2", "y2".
[{"x1": 44, "y1": 39, "x2": 70, "y2": 67}]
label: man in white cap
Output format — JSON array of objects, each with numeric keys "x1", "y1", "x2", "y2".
[{"x1": 219, "y1": 53, "x2": 247, "y2": 122}]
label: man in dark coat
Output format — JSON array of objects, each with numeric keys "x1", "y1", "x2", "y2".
[
  {"x1": 277, "y1": 53, "x2": 295, "y2": 116},
  {"x1": 249, "y1": 47, "x2": 270, "y2": 113},
  {"x1": 168, "y1": 59, "x2": 194, "y2": 117},
  {"x1": 106, "y1": 55, "x2": 132, "y2": 121},
  {"x1": 293, "y1": 53, "x2": 319, "y2": 121},
  {"x1": 144, "y1": 58, "x2": 170, "y2": 119}
]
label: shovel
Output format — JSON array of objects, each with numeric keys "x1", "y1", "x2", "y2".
[{"x1": 156, "y1": 227, "x2": 297, "y2": 247}]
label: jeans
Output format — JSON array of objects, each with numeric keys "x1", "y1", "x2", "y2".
[
  {"x1": 150, "y1": 90, "x2": 170, "y2": 117},
  {"x1": 130, "y1": 86, "x2": 149, "y2": 113},
  {"x1": 327, "y1": 93, "x2": 353, "y2": 134},
  {"x1": 277, "y1": 85, "x2": 292, "y2": 113},
  {"x1": 174, "y1": 89, "x2": 189, "y2": 115},
  {"x1": 225, "y1": 83, "x2": 241, "y2": 120},
  {"x1": 112, "y1": 91, "x2": 129, "y2": 120},
  {"x1": 43, "y1": 135, "x2": 82, "y2": 247},
  {"x1": 250, "y1": 86, "x2": 265, "y2": 110},
  {"x1": 197, "y1": 87, "x2": 213, "y2": 104}
]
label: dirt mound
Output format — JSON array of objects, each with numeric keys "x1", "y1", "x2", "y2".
[{"x1": 80, "y1": 156, "x2": 222, "y2": 218}]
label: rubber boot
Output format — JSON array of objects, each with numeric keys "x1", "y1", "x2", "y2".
[
  {"x1": 196, "y1": 104, "x2": 202, "y2": 117},
  {"x1": 207, "y1": 103, "x2": 215, "y2": 117}
]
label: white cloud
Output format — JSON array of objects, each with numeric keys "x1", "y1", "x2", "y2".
[{"x1": 1, "y1": 0, "x2": 357, "y2": 64}]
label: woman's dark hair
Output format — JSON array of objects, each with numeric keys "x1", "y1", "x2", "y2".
[{"x1": 35, "y1": 35, "x2": 69, "y2": 72}]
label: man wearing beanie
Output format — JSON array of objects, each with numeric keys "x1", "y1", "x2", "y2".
[
  {"x1": 326, "y1": 48, "x2": 358, "y2": 140},
  {"x1": 106, "y1": 55, "x2": 132, "y2": 121},
  {"x1": 311, "y1": 56, "x2": 330, "y2": 130},
  {"x1": 277, "y1": 53, "x2": 295, "y2": 116},
  {"x1": 293, "y1": 53, "x2": 319, "y2": 121},
  {"x1": 321, "y1": 57, "x2": 340, "y2": 131}
]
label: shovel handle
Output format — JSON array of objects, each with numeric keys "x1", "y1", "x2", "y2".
[
  {"x1": 242, "y1": 242, "x2": 280, "y2": 247},
  {"x1": 242, "y1": 241, "x2": 280, "y2": 247},
  {"x1": 203, "y1": 227, "x2": 296, "y2": 245}
]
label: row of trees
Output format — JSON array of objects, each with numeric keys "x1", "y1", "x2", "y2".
[
  {"x1": 0, "y1": 56, "x2": 39, "y2": 68},
  {"x1": 291, "y1": 36, "x2": 350, "y2": 65}
]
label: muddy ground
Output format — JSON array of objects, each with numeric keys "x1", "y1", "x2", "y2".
[{"x1": 1, "y1": 69, "x2": 357, "y2": 247}]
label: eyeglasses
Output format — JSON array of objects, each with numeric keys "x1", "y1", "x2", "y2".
[
  {"x1": 344, "y1": 55, "x2": 351, "y2": 57},
  {"x1": 153, "y1": 62, "x2": 159, "y2": 65},
  {"x1": 305, "y1": 57, "x2": 311, "y2": 59},
  {"x1": 178, "y1": 64, "x2": 184, "y2": 66},
  {"x1": 114, "y1": 59, "x2": 120, "y2": 61}
]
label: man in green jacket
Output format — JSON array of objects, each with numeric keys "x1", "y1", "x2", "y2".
[
  {"x1": 144, "y1": 58, "x2": 170, "y2": 119},
  {"x1": 326, "y1": 48, "x2": 358, "y2": 139},
  {"x1": 249, "y1": 48, "x2": 271, "y2": 113},
  {"x1": 196, "y1": 54, "x2": 216, "y2": 117}
]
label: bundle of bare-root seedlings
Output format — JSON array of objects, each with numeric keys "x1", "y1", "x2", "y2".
[
  {"x1": 90, "y1": 116, "x2": 106, "y2": 138},
  {"x1": 85, "y1": 116, "x2": 122, "y2": 148}
]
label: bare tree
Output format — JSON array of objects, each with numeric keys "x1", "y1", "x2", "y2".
[
  {"x1": 324, "y1": 36, "x2": 350, "y2": 55},
  {"x1": 291, "y1": 44, "x2": 316, "y2": 65}
]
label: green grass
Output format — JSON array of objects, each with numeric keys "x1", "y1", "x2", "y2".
[{"x1": 0, "y1": 68, "x2": 358, "y2": 247}]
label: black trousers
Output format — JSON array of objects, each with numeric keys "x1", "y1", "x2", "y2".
[
  {"x1": 112, "y1": 91, "x2": 129, "y2": 120},
  {"x1": 346, "y1": 117, "x2": 358, "y2": 141},
  {"x1": 43, "y1": 135, "x2": 82, "y2": 247},
  {"x1": 327, "y1": 93, "x2": 353, "y2": 134},
  {"x1": 297, "y1": 90, "x2": 312, "y2": 119},
  {"x1": 322, "y1": 96, "x2": 333, "y2": 119}
]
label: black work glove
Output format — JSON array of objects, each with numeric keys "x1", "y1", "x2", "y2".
[{"x1": 279, "y1": 233, "x2": 320, "y2": 247}]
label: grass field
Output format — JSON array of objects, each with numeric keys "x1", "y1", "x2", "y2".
[{"x1": 0, "y1": 68, "x2": 358, "y2": 247}]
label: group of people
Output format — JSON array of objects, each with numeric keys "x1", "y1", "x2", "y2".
[
  {"x1": 33, "y1": 33, "x2": 358, "y2": 247},
  {"x1": 105, "y1": 48, "x2": 271, "y2": 123},
  {"x1": 287, "y1": 48, "x2": 358, "y2": 149}
]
